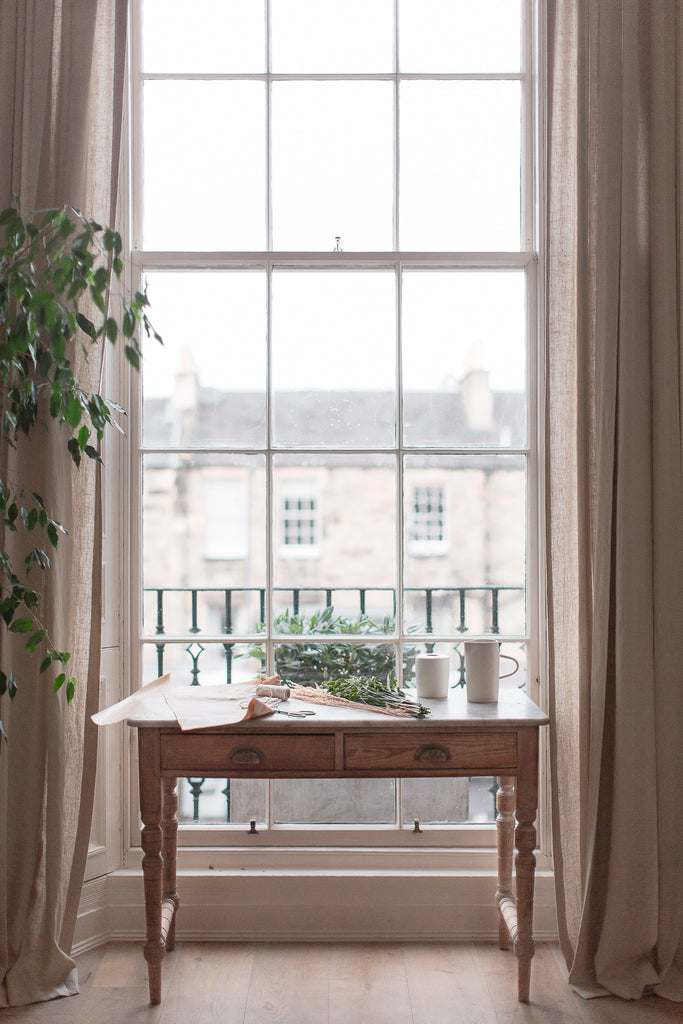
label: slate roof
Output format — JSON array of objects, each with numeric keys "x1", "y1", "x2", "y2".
[{"x1": 143, "y1": 387, "x2": 526, "y2": 470}]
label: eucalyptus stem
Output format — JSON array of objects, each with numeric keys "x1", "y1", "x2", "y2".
[{"x1": 320, "y1": 676, "x2": 430, "y2": 719}]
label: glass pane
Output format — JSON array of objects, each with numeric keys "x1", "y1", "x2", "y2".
[
  {"x1": 271, "y1": 0, "x2": 394, "y2": 72},
  {"x1": 399, "y1": 81, "x2": 521, "y2": 251},
  {"x1": 142, "y1": 455, "x2": 266, "y2": 637},
  {"x1": 402, "y1": 778, "x2": 470, "y2": 825},
  {"x1": 273, "y1": 453, "x2": 397, "y2": 645},
  {"x1": 403, "y1": 455, "x2": 526, "y2": 634},
  {"x1": 143, "y1": 272, "x2": 267, "y2": 448},
  {"x1": 274, "y1": 639, "x2": 400, "y2": 687},
  {"x1": 272, "y1": 273, "x2": 396, "y2": 447},
  {"x1": 399, "y1": 0, "x2": 521, "y2": 73},
  {"x1": 142, "y1": 642, "x2": 260, "y2": 688},
  {"x1": 468, "y1": 778, "x2": 497, "y2": 823},
  {"x1": 272, "y1": 82, "x2": 394, "y2": 251},
  {"x1": 143, "y1": 82, "x2": 265, "y2": 250},
  {"x1": 178, "y1": 777, "x2": 267, "y2": 825},
  {"x1": 402, "y1": 271, "x2": 526, "y2": 447},
  {"x1": 142, "y1": 0, "x2": 265, "y2": 73},
  {"x1": 274, "y1": 779, "x2": 395, "y2": 823}
]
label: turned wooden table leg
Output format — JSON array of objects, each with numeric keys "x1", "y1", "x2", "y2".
[
  {"x1": 162, "y1": 776, "x2": 180, "y2": 951},
  {"x1": 138, "y1": 729, "x2": 165, "y2": 1005},
  {"x1": 514, "y1": 729, "x2": 540, "y2": 1003},
  {"x1": 495, "y1": 776, "x2": 516, "y2": 951}
]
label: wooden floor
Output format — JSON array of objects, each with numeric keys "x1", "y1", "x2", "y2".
[{"x1": 2, "y1": 942, "x2": 682, "y2": 1024}]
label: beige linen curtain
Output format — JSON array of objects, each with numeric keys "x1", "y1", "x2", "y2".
[
  {"x1": 546, "y1": 0, "x2": 683, "y2": 1002},
  {"x1": 0, "y1": 0, "x2": 127, "y2": 1006}
]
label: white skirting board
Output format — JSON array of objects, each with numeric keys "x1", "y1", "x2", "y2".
[{"x1": 73, "y1": 869, "x2": 558, "y2": 953}]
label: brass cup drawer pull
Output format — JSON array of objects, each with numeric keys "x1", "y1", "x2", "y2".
[
  {"x1": 230, "y1": 746, "x2": 265, "y2": 765},
  {"x1": 414, "y1": 743, "x2": 451, "y2": 763}
]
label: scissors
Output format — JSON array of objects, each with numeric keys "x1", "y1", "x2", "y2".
[{"x1": 275, "y1": 707, "x2": 315, "y2": 718}]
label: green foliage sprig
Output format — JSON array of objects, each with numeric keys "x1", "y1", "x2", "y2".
[
  {"x1": 0, "y1": 197, "x2": 161, "y2": 730},
  {"x1": 245, "y1": 605, "x2": 418, "y2": 687},
  {"x1": 321, "y1": 675, "x2": 430, "y2": 718}
]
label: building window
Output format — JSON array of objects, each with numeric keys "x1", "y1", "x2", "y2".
[
  {"x1": 132, "y1": 0, "x2": 539, "y2": 841},
  {"x1": 280, "y1": 484, "x2": 321, "y2": 557},
  {"x1": 408, "y1": 485, "x2": 447, "y2": 554}
]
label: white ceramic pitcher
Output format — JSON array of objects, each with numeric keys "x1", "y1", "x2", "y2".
[{"x1": 464, "y1": 639, "x2": 519, "y2": 703}]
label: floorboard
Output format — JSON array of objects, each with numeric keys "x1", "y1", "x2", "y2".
[{"x1": 3, "y1": 943, "x2": 683, "y2": 1024}]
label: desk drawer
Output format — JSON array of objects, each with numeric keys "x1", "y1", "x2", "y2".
[
  {"x1": 161, "y1": 733, "x2": 335, "y2": 774},
  {"x1": 344, "y1": 732, "x2": 517, "y2": 773}
]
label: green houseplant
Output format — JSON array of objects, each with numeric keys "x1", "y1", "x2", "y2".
[
  {"x1": 0, "y1": 198, "x2": 160, "y2": 735},
  {"x1": 246, "y1": 605, "x2": 418, "y2": 686}
]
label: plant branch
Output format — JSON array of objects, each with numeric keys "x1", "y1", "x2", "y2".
[{"x1": 0, "y1": 197, "x2": 162, "y2": 728}]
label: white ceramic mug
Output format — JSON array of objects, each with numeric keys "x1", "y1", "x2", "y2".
[{"x1": 464, "y1": 640, "x2": 519, "y2": 703}]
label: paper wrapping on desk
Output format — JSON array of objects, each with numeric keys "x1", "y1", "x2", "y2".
[
  {"x1": 165, "y1": 683, "x2": 276, "y2": 730},
  {"x1": 92, "y1": 674, "x2": 280, "y2": 730}
]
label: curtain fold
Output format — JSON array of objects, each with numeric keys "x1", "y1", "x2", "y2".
[
  {"x1": 546, "y1": 0, "x2": 683, "y2": 1002},
  {"x1": 0, "y1": 0, "x2": 127, "y2": 1007}
]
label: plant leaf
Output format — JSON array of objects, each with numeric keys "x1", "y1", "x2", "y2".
[
  {"x1": 66, "y1": 396, "x2": 82, "y2": 428},
  {"x1": 124, "y1": 345, "x2": 140, "y2": 370},
  {"x1": 84, "y1": 445, "x2": 102, "y2": 463},
  {"x1": 25, "y1": 628, "x2": 47, "y2": 652},
  {"x1": 67, "y1": 437, "x2": 82, "y2": 467},
  {"x1": 9, "y1": 616, "x2": 34, "y2": 633},
  {"x1": 76, "y1": 312, "x2": 96, "y2": 338}
]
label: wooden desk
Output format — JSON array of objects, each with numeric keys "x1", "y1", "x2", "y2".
[{"x1": 128, "y1": 689, "x2": 548, "y2": 1005}]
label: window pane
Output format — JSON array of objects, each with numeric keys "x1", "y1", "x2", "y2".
[
  {"x1": 142, "y1": 642, "x2": 260, "y2": 688},
  {"x1": 180, "y1": 778, "x2": 268, "y2": 826},
  {"x1": 142, "y1": 456, "x2": 266, "y2": 637},
  {"x1": 399, "y1": 0, "x2": 521, "y2": 73},
  {"x1": 272, "y1": 82, "x2": 394, "y2": 251},
  {"x1": 402, "y1": 271, "x2": 526, "y2": 447},
  {"x1": 402, "y1": 778, "x2": 470, "y2": 825},
  {"x1": 271, "y1": 0, "x2": 394, "y2": 72},
  {"x1": 403, "y1": 455, "x2": 526, "y2": 635},
  {"x1": 143, "y1": 272, "x2": 267, "y2": 448},
  {"x1": 399, "y1": 81, "x2": 521, "y2": 251},
  {"x1": 272, "y1": 273, "x2": 396, "y2": 447},
  {"x1": 273, "y1": 454, "x2": 398, "y2": 639},
  {"x1": 273, "y1": 779, "x2": 396, "y2": 823},
  {"x1": 142, "y1": 0, "x2": 265, "y2": 73},
  {"x1": 143, "y1": 82, "x2": 265, "y2": 250}
]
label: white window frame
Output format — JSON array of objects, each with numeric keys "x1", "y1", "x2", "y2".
[{"x1": 121, "y1": 0, "x2": 549, "y2": 863}]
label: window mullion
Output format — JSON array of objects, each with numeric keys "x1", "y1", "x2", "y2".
[
  {"x1": 265, "y1": 0, "x2": 274, "y2": 676},
  {"x1": 266, "y1": 0, "x2": 272, "y2": 252},
  {"x1": 396, "y1": 264, "x2": 405, "y2": 687},
  {"x1": 393, "y1": 0, "x2": 400, "y2": 253},
  {"x1": 266, "y1": 265, "x2": 274, "y2": 674},
  {"x1": 522, "y1": 0, "x2": 536, "y2": 252},
  {"x1": 130, "y1": 0, "x2": 143, "y2": 252}
]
